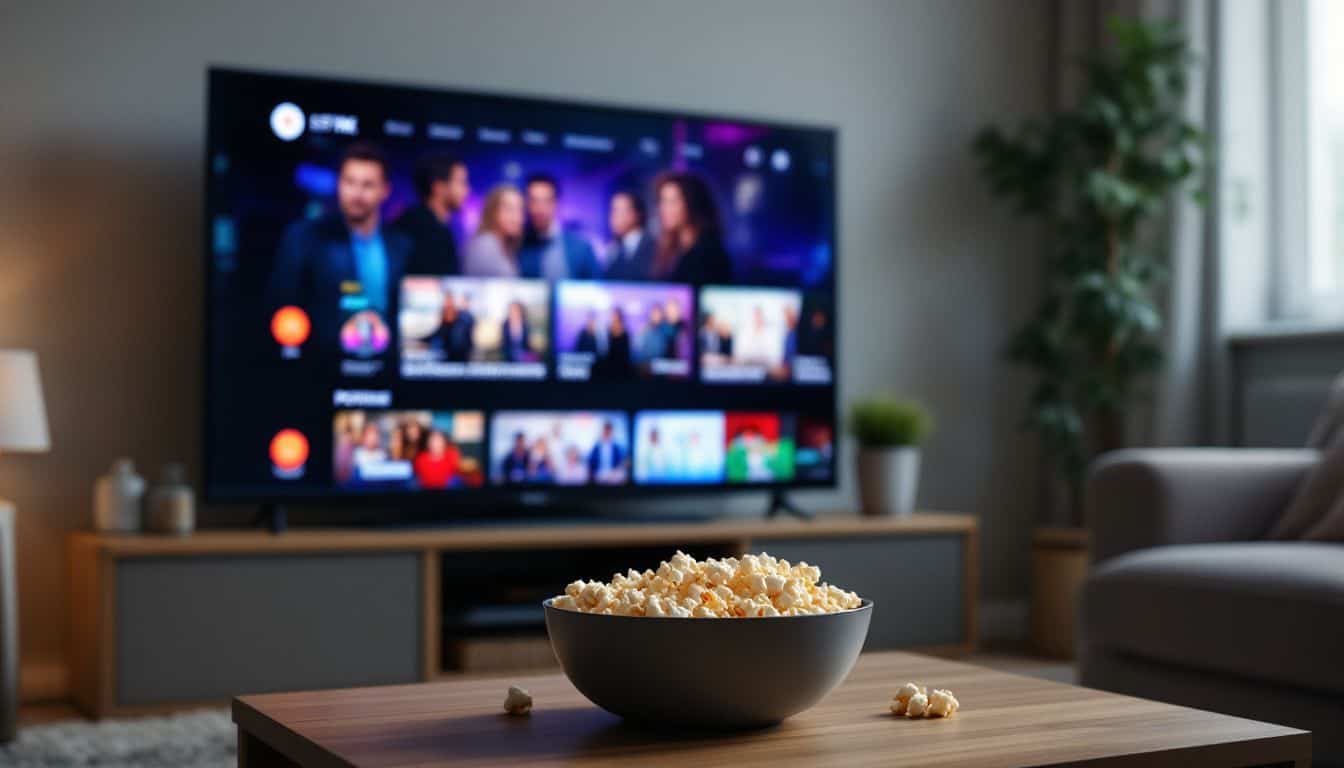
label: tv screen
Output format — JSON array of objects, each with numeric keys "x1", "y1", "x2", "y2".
[{"x1": 205, "y1": 68, "x2": 837, "y2": 506}]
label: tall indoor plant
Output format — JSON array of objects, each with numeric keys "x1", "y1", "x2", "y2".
[{"x1": 972, "y1": 18, "x2": 1210, "y2": 525}]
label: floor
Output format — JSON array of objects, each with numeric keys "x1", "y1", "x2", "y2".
[{"x1": 17, "y1": 652, "x2": 1076, "y2": 727}]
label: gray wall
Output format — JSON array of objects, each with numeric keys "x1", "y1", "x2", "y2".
[{"x1": 0, "y1": 0, "x2": 1047, "y2": 678}]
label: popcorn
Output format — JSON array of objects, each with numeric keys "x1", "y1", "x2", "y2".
[
  {"x1": 890, "y1": 682, "x2": 925, "y2": 715},
  {"x1": 503, "y1": 685, "x2": 532, "y2": 716},
  {"x1": 550, "y1": 551, "x2": 863, "y2": 618},
  {"x1": 905, "y1": 693, "x2": 929, "y2": 717},
  {"x1": 927, "y1": 688, "x2": 960, "y2": 718},
  {"x1": 891, "y1": 683, "x2": 959, "y2": 718}
]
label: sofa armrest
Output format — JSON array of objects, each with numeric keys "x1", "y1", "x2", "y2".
[{"x1": 1086, "y1": 448, "x2": 1318, "y2": 564}]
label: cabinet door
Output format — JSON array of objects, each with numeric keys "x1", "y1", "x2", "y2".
[
  {"x1": 749, "y1": 535, "x2": 964, "y2": 649},
  {"x1": 116, "y1": 554, "x2": 420, "y2": 705}
]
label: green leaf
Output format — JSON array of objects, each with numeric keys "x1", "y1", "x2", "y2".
[
  {"x1": 848, "y1": 398, "x2": 934, "y2": 447},
  {"x1": 970, "y1": 14, "x2": 1210, "y2": 493}
]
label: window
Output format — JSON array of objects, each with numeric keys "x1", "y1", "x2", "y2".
[
  {"x1": 1272, "y1": 0, "x2": 1344, "y2": 322},
  {"x1": 1305, "y1": 0, "x2": 1344, "y2": 308}
]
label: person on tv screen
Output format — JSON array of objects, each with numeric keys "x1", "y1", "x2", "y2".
[
  {"x1": 556, "y1": 444, "x2": 590, "y2": 484},
  {"x1": 353, "y1": 421, "x2": 389, "y2": 481},
  {"x1": 413, "y1": 429, "x2": 461, "y2": 489},
  {"x1": 701, "y1": 312, "x2": 734, "y2": 361},
  {"x1": 436, "y1": 295, "x2": 475, "y2": 362},
  {"x1": 588, "y1": 420, "x2": 627, "y2": 483},
  {"x1": 500, "y1": 300, "x2": 532, "y2": 362},
  {"x1": 640, "y1": 427, "x2": 672, "y2": 477},
  {"x1": 392, "y1": 152, "x2": 469, "y2": 277},
  {"x1": 518, "y1": 173, "x2": 599, "y2": 280},
  {"x1": 699, "y1": 312, "x2": 724, "y2": 357},
  {"x1": 500, "y1": 431, "x2": 529, "y2": 484},
  {"x1": 782, "y1": 306, "x2": 800, "y2": 363},
  {"x1": 737, "y1": 305, "x2": 780, "y2": 368},
  {"x1": 575, "y1": 311, "x2": 602, "y2": 356},
  {"x1": 267, "y1": 142, "x2": 411, "y2": 347},
  {"x1": 604, "y1": 190, "x2": 654, "y2": 281},
  {"x1": 637, "y1": 304, "x2": 668, "y2": 363},
  {"x1": 596, "y1": 307, "x2": 632, "y2": 378},
  {"x1": 652, "y1": 172, "x2": 732, "y2": 285},
  {"x1": 528, "y1": 436, "x2": 556, "y2": 483},
  {"x1": 660, "y1": 299, "x2": 687, "y2": 352},
  {"x1": 388, "y1": 423, "x2": 407, "y2": 461},
  {"x1": 334, "y1": 419, "x2": 357, "y2": 484},
  {"x1": 462, "y1": 184, "x2": 524, "y2": 277},
  {"x1": 402, "y1": 418, "x2": 425, "y2": 461}
]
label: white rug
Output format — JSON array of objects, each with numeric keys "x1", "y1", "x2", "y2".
[{"x1": 0, "y1": 709, "x2": 234, "y2": 768}]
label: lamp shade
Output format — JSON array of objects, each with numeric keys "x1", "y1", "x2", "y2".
[{"x1": 0, "y1": 350, "x2": 50, "y2": 453}]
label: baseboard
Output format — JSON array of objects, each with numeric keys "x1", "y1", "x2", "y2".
[
  {"x1": 20, "y1": 660, "x2": 68, "y2": 703},
  {"x1": 979, "y1": 598, "x2": 1029, "y2": 645}
]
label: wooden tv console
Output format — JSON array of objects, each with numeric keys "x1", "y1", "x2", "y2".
[{"x1": 67, "y1": 512, "x2": 977, "y2": 718}]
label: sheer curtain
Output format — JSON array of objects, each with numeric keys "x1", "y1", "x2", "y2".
[{"x1": 1145, "y1": 0, "x2": 1220, "y2": 447}]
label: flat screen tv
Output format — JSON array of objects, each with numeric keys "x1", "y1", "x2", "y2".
[{"x1": 205, "y1": 67, "x2": 837, "y2": 511}]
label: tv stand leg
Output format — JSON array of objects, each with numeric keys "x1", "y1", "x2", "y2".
[
  {"x1": 257, "y1": 504, "x2": 288, "y2": 534},
  {"x1": 765, "y1": 490, "x2": 812, "y2": 520}
]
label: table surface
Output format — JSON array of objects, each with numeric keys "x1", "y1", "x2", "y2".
[{"x1": 233, "y1": 651, "x2": 1311, "y2": 768}]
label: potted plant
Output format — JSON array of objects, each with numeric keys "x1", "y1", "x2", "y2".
[
  {"x1": 972, "y1": 18, "x2": 1209, "y2": 656},
  {"x1": 848, "y1": 397, "x2": 933, "y2": 517}
]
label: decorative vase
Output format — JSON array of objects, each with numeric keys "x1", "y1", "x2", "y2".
[
  {"x1": 93, "y1": 458, "x2": 145, "y2": 532},
  {"x1": 147, "y1": 463, "x2": 196, "y2": 535},
  {"x1": 856, "y1": 446, "x2": 920, "y2": 517}
]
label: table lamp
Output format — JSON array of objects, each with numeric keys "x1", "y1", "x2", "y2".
[{"x1": 0, "y1": 350, "x2": 50, "y2": 742}]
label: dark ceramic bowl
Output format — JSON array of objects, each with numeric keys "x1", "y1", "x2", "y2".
[{"x1": 544, "y1": 598, "x2": 872, "y2": 729}]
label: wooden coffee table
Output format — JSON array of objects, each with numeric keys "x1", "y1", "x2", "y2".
[{"x1": 232, "y1": 651, "x2": 1311, "y2": 767}]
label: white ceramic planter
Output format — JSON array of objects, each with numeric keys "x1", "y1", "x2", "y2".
[{"x1": 856, "y1": 446, "x2": 921, "y2": 517}]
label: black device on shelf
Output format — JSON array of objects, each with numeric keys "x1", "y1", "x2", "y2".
[
  {"x1": 437, "y1": 544, "x2": 736, "y2": 672},
  {"x1": 204, "y1": 67, "x2": 838, "y2": 520}
]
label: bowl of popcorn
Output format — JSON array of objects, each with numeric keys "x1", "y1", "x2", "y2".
[{"x1": 544, "y1": 550, "x2": 871, "y2": 729}]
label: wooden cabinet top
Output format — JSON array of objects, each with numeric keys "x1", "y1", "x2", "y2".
[{"x1": 70, "y1": 512, "x2": 974, "y2": 557}]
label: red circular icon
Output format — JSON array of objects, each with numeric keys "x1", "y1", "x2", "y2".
[
  {"x1": 269, "y1": 429, "x2": 310, "y2": 471},
  {"x1": 271, "y1": 306, "x2": 311, "y2": 348}
]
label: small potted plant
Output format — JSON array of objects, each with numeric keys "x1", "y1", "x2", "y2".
[{"x1": 848, "y1": 397, "x2": 932, "y2": 517}]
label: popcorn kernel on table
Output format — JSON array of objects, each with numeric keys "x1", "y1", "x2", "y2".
[
  {"x1": 891, "y1": 683, "x2": 959, "y2": 719},
  {"x1": 503, "y1": 685, "x2": 532, "y2": 716},
  {"x1": 927, "y1": 688, "x2": 960, "y2": 718},
  {"x1": 551, "y1": 551, "x2": 863, "y2": 618},
  {"x1": 904, "y1": 692, "x2": 930, "y2": 717},
  {"x1": 890, "y1": 682, "x2": 924, "y2": 715}
]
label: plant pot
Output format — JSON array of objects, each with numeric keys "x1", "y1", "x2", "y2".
[
  {"x1": 855, "y1": 446, "x2": 920, "y2": 517},
  {"x1": 1030, "y1": 527, "x2": 1089, "y2": 659}
]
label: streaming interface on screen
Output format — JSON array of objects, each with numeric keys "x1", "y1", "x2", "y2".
[{"x1": 206, "y1": 68, "x2": 837, "y2": 499}]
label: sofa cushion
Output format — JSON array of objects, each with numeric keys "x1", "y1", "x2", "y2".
[
  {"x1": 1082, "y1": 542, "x2": 1344, "y2": 695},
  {"x1": 1269, "y1": 439, "x2": 1337, "y2": 539},
  {"x1": 1306, "y1": 491, "x2": 1344, "y2": 541}
]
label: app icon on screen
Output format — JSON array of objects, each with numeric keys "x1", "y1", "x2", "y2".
[
  {"x1": 270, "y1": 429, "x2": 310, "y2": 479},
  {"x1": 340, "y1": 310, "x2": 390, "y2": 358},
  {"x1": 269, "y1": 102, "x2": 306, "y2": 142},
  {"x1": 271, "y1": 305, "x2": 311, "y2": 358}
]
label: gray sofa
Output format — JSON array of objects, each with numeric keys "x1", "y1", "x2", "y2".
[{"x1": 1079, "y1": 448, "x2": 1344, "y2": 765}]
